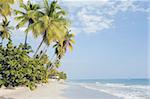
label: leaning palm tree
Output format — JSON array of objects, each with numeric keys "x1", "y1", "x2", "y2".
[
  {"x1": 54, "y1": 31, "x2": 75, "y2": 59},
  {"x1": 0, "y1": 17, "x2": 13, "y2": 43},
  {"x1": 14, "y1": 0, "x2": 40, "y2": 46},
  {"x1": 62, "y1": 31, "x2": 75, "y2": 53},
  {"x1": 26, "y1": 0, "x2": 70, "y2": 57},
  {"x1": 49, "y1": 31, "x2": 75, "y2": 70}
]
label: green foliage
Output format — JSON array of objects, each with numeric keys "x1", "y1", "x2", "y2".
[
  {"x1": 48, "y1": 70, "x2": 67, "y2": 80},
  {"x1": 58, "y1": 72, "x2": 67, "y2": 80},
  {"x1": 0, "y1": 40, "x2": 49, "y2": 90},
  {"x1": 48, "y1": 69, "x2": 59, "y2": 78},
  {"x1": 0, "y1": 17, "x2": 14, "y2": 41},
  {"x1": 0, "y1": 0, "x2": 23, "y2": 17},
  {"x1": 0, "y1": 0, "x2": 75, "y2": 90},
  {"x1": 27, "y1": 0, "x2": 70, "y2": 56},
  {"x1": 0, "y1": 0, "x2": 14, "y2": 17}
]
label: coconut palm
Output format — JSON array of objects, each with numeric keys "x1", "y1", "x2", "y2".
[
  {"x1": 54, "y1": 30, "x2": 75, "y2": 59},
  {"x1": 0, "y1": 0, "x2": 14, "y2": 17},
  {"x1": 14, "y1": 0, "x2": 40, "y2": 47},
  {"x1": 49, "y1": 31, "x2": 75, "y2": 70},
  {"x1": 62, "y1": 31, "x2": 75, "y2": 53},
  {"x1": 0, "y1": 17, "x2": 13, "y2": 43},
  {"x1": 26, "y1": 0, "x2": 70, "y2": 56}
]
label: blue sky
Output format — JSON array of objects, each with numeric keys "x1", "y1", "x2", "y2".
[
  {"x1": 10, "y1": 0, "x2": 150, "y2": 79},
  {"x1": 59, "y1": 0, "x2": 150, "y2": 79}
]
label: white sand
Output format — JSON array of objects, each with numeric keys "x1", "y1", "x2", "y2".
[
  {"x1": 0, "y1": 81, "x2": 120, "y2": 99},
  {"x1": 0, "y1": 81, "x2": 68, "y2": 99}
]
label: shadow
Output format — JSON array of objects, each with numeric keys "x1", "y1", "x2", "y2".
[{"x1": 0, "y1": 96, "x2": 14, "y2": 99}]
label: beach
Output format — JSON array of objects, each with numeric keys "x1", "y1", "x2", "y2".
[
  {"x1": 64, "y1": 84, "x2": 119, "y2": 99},
  {"x1": 0, "y1": 79, "x2": 149, "y2": 99},
  {"x1": 0, "y1": 81, "x2": 119, "y2": 99},
  {"x1": 0, "y1": 81, "x2": 67, "y2": 99}
]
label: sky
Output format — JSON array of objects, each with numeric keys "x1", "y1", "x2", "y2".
[{"x1": 11, "y1": 0, "x2": 150, "y2": 79}]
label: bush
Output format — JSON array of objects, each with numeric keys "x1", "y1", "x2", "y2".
[
  {"x1": 0, "y1": 40, "x2": 49, "y2": 90},
  {"x1": 58, "y1": 72, "x2": 67, "y2": 80}
]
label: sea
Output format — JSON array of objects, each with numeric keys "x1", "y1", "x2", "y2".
[{"x1": 67, "y1": 79, "x2": 150, "y2": 99}]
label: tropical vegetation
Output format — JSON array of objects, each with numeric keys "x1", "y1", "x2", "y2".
[{"x1": 0, "y1": 0, "x2": 75, "y2": 90}]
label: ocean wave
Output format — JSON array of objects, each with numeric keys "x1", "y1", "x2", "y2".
[{"x1": 81, "y1": 83, "x2": 150, "y2": 99}]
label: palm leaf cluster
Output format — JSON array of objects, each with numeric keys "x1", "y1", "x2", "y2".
[
  {"x1": 14, "y1": 0, "x2": 40, "y2": 46},
  {"x1": 0, "y1": 0, "x2": 75, "y2": 90},
  {"x1": 0, "y1": 17, "x2": 13, "y2": 42},
  {"x1": 0, "y1": 0, "x2": 14, "y2": 17},
  {"x1": 26, "y1": 0, "x2": 70, "y2": 56}
]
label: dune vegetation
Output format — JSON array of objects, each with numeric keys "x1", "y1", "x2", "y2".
[{"x1": 0, "y1": 0, "x2": 74, "y2": 90}]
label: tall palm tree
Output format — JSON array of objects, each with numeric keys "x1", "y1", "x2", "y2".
[
  {"x1": 27, "y1": 0, "x2": 70, "y2": 57},
  {"x1": 0, "y1": 17, "x2": 13, "y2": 43},
  {"x1": 14, "y1": 0, "x2": 40, "y2": 47},
  {"x1": 54, "y1": 31, "x2": 75, "y2": 59},
  {"x1": 49, "y1": 31, "x2": 75, "y2": 70}
]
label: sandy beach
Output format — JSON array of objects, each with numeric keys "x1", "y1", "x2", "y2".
[
  {"x1": 0, "y1": 81, "x2": 68, "y2": 99},
  {"x1": 0, "y1": 81, "x2": 120, "y2": 99}
]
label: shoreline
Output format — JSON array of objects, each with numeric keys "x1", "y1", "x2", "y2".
[
  {"x1": 0, "y1": 81, "x2": 120, "y2": 99},
  {"x1": 63, "y1": 84, "x2": 120, "y2": 99}
]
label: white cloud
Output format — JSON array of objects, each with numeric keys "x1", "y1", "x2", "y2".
[
  {"x1": 18, "y1": 0, "x2": 150, "y2": 35},
  {"x1": 61, "y1": 0, "x2": 150, "y2": 34},
  {"x1": 77, "y1": 9, "x2": 114, "y2": 33}
]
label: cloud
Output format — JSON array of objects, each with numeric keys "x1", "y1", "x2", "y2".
[
  {"x1": 60, "y1": 0, "x2": 150, "y2": 34},
  {"x1": 76, "y1": 6, "x2": 114, "y2": 33},
  {"x1": 17, "y1": 0, "x2": 150, "y2": 35}
]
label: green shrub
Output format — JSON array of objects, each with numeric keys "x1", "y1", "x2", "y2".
[
  {"x1": 0, "y1": 40, "x2": 49, "y2": 90},
  {"x1": 58, "y1": 72, "x2": 67, "y2": 80}
]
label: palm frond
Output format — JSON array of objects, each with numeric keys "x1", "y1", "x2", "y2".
[
  {"x1": 14, "y1": 10, "x2": 25, "y2": 15},
  {"x1": 20, "y1": 3, "x2": 28, "y2": 11},
  {"x1": 16, "y1": 18, "x2": 28, "y2": 29},
  {"x1": 15, "y1": 15, "x2": 25, "y2": 21}
]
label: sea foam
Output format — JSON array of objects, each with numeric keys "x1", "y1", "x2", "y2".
[{"x1": 81, "y1": 82, "x2": 150, "y2": 99}]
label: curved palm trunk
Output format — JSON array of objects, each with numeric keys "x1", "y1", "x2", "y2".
[
  {"x1": 49, "y1": 56, "x2": 61, "y2": 70},
  {"x1": 49, "y1": 47, "x2": 64, "y2": 70},
  {"x1": 34, "y1": 38, "x2": 44, "y2": 57},
  {"x1": 39, "y1": 45, "x2": 48, "y2": 59},
  {"x1": 43, "y1": 45, "x2": 48, "y2": 54}
]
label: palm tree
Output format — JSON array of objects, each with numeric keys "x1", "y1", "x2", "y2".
[
  {"x1": 49, "y1": 31, "x2": 75, "y2": 70},
  {"x1": 26, "y1": 0, "x2": 70, "y2": 57},
  {"x1": 0, "y1": 17, "x2": 13, "y2": 43},
  {"x1": 62, "y1": 31, "x2": 75, "y2": 53},
  {"x1": 14, "y1": 0, "x2": 40, "y2": 47},
  {"x1": 55, "y1": 31, "x2": 75, "y2": 59}
]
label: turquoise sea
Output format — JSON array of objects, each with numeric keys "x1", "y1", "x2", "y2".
[{"x1": 68, "y1": 79, "x2": 150, "y2": 99}]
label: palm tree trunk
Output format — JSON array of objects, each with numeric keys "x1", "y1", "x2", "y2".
[
  {"x1": 49, "y1": 48, "x2": 64, "y2": 70},
  {"x1": 1, "y1": 39, "x2": 3, "y2": 45},
  {"x1": 34, "y1": 38, "x2": 44, "y2": 57},
  {"x1": 39, "y1": 45, "x2": 48, "y2": 59},
  {"x1": 24, "y1": 22, "x2": 31, "y2": 48},
  {"x1": 49, "y1": 57, "x2": 61, "y2": 70},
  {"x1": 24, "y1": 32, "x2": 28, "y2": 46}
]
